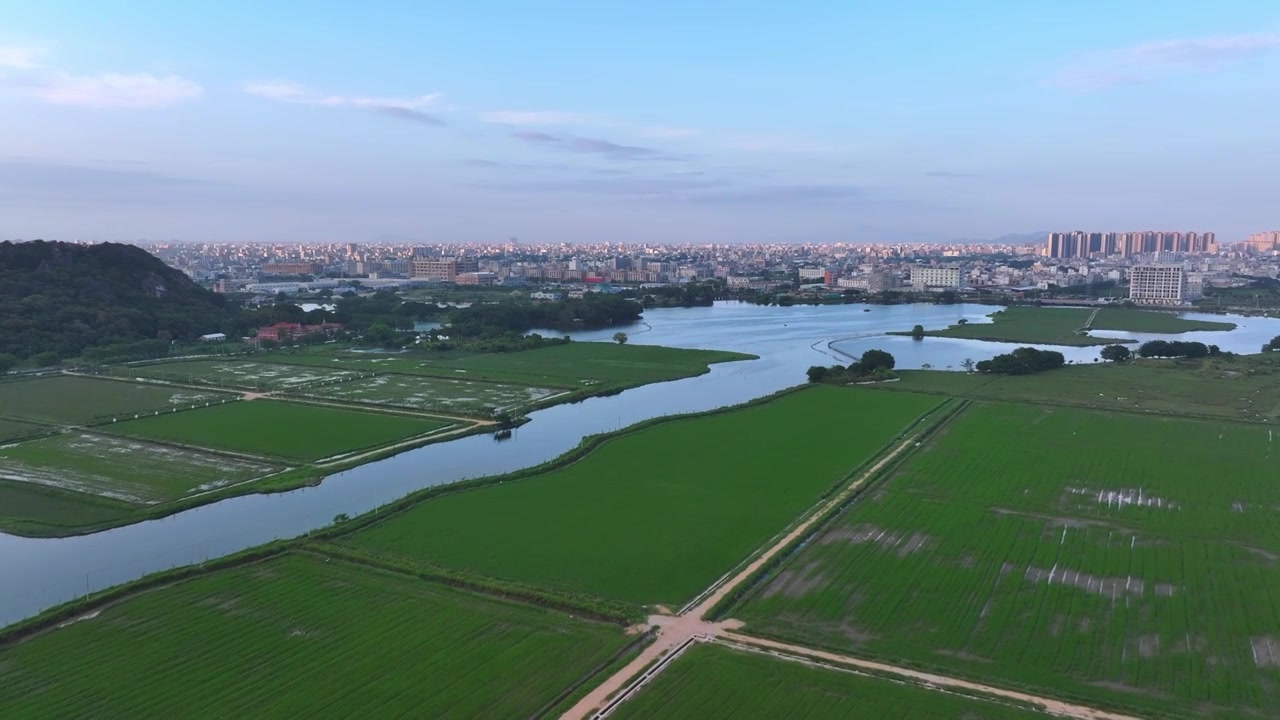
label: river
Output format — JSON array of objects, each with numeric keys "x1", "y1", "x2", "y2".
[{"x1": 2, "y1": 302, "x2": 1277, "y2": 627}]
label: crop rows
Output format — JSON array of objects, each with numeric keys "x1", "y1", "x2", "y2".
[
  {"x1": 611, "y1": 642, "x2": 1051, "y2": 719},
  {"x1": 343, "y1": 386, "x2": 942, "y2": 606},
  {"x1": 0, "y1": 553, "x2": 629, "y2": 719},
  {"x1": 737, "y1": 403, "x2": 1280, "y2": 718}
]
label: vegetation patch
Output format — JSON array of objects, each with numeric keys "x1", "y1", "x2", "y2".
[
  {"x1": 341, "y1": 386, "x2": 941, "y2": 606},
  {"x1": 306, "y1": 373, "x2": 557, "y2": 416},
  {"x1": 0, "y1": 553, "x2": 630, "y2": 719},
  {"x1": 0, "y1": 432, "x2": 280, "y2": 504},
  {"x1": 0, "y1": 375, "x2": 232, "y2": 425},
  {"x1": 610, "y1": 642, "x2": 1050, "y2": 719},
  {"x1": 735, "y1": 402, "x2": 1280, "y2": 718},
  {"x1": 885, "y1": 353, "x2": 1280, "y2": 422},
  {"x1": 258, "y1": 341, "x2": 753, "y2": 390},
  {"x1": 109, "y1": 400, "x2": 454, "y2": 462},
  {"x1": 128, "y1": 360, "x2": 364, "y2": 390},
  {"x1": 898, "y1": 306, "x2": 1234, "y2": 347}
]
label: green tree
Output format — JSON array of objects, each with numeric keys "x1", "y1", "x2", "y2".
[
  {"x1": 858, "y1": 349, "x2": 896, "y2": 373},
  {"x1": 806, "y1": 365, "x2": 830, "y2": 383},
  {"x1": 0, "y1": 353, "x2": 20, "y2": 373},
  {"x1": 960, "y1": 357, "x2": 975, "y2": 372},
  {"x1": 612, "y1": 331, "x2": 628, "y2": 345},
  {"x1": 910, "y1": 324, "x2": 925, "y2": 340},
  {"x1": 1100, "y1": 344, "x2": 1131, "y2": 362},
  {"x1": 364, "y1": 322, "x2": 399, "y2": 347}
]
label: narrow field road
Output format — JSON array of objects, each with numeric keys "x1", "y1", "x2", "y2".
[{"x1": 715, "y1": 634, "x2": 1142, "y2": 720}]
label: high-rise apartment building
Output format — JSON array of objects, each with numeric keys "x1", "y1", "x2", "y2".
[
  {"x1": 1046, "y1": 231, "x2": 1214, "y2": 259},
  {"x1": 1129, "y1": 265, "x2": 1189, "y2": 305},
  {"x1": 1246, "y1": 231, "x2": 1280, "y2": 252}
]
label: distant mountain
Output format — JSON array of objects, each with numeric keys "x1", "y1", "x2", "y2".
[
  {"x1": 0, "y1": 240, "x2": 236, "y2": 365},
  {"x1": 949, "y1": 232, "x2": 1049, "y2": 246}
]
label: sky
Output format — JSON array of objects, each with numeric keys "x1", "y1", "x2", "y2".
[{"x1": 1, "y1": 1, "x2": 1279, "y2": 244}]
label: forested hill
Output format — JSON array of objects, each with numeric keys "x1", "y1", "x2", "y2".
[{"x1": 0, "y1": 240, "x2": 235, "y2": 365}]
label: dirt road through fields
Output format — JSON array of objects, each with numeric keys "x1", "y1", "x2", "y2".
[
  {"x1": 560, "y1": 430, "x2": 923, "y2": 719},
  {"x1": 716, "y1": 634, "x2": 1142, "y2": 720}
]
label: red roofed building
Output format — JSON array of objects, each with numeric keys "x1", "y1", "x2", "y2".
[{"x1": 255, "y1": 322, "x2": 343, "y2": 343}]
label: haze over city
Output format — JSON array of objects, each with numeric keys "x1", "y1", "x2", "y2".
[{"x1": 2, "y1": 1, "x2": 1279, "y2": 244}]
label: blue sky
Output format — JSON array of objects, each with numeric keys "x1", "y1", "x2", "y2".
[{"x1": 2, "y1": 1, "x2": 1278, "y2": 243}]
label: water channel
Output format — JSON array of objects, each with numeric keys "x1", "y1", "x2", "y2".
[{"x1": 3, "y1": 302, "x2": 1278, "y2": 627}]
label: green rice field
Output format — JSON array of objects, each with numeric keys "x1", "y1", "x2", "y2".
[
  {"x1": 887, "y1": 353, "x2": 1280, "y2": 422},
  {"x1": 307, "y1": 373, "x2": 559, "y2": 415},
  {"x1": 0, "y1": 553, "x2": 631, "y2": 719},
  {"x1": 0, "y1": 432, "x2": 280, "y2": 504},
  {"x1": 905, "y1": 306, "x2": 1234, "y2": 346},
  {"x1": 0, "y1": 376, "x2": 232, "y2": 425},
  {"x1": 0, "y1": 481, "x2": 134, "y2": 535},
  {"x1": 128, "y1": 360, "x2": 364, "y2": 390},
  {"x1": 0, "y1": 418, "x2": 45, "y2": 442},
  {"x1": 611, "y1": 643, "x2": 1051, "y2": 719},
  {"x1": 734, "y1": 402, "x2": 1280, "y2": 718},
  {"x1": 259, "y1": 342, "x2": 754, "y2": 390},
  {"x1": 343, "y1": 386, "x2": 942, "y2": 606},
  {"x1": 110, "y1": 400, "x2": 455, "y2": 462}
]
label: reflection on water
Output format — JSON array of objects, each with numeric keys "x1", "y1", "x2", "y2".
[{"x1": 2, "y1": 302, "x2": 1277, "y2": 627}]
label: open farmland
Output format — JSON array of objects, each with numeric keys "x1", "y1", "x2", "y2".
[
  {"x1": 902, "y1": 306, "x2": 1234, "y2": 346},
  {"x1": 1090, "y1": 308, "x2": 1235, "y2": 334},
  {"x1": 0, "y1": 553, "x2": 631, "y2": 720},
  {"x1": 0, "y1": 432, "x2": 280, "y2": 505},
  {"x1": 342, "y1": 386, "x2": 942, "y2": 606},
  {"x1": 887, "y1": 353, "x2": 1280, "y2": 422},
  {"x1": 0, "y1": 419, "x2": 45, "y2": 443},
  {"x1": 611, "y1": 643, "x2": 1051, "y2": 720},
  {"x1": 128, "y1": 360, "x2": 364, "y2": 390},
  {"x1": 307, "y1": 373, "x2": 559, "y2": 415},
  {"x1": 734, "y1": 402, "x2": 1280, "y2": 718},
  {"x1": 109, "y1": 400, "x2": 456, "y2": 462},
  {"x1": 0, "y1": 375, "x2": 232, "y2": 425},
  {"x1": 0, "y1": 481, "x2": 134, "y2": 535},
  {"x1": 259, "y1": 342, "x2": 753, "y2": 390}
]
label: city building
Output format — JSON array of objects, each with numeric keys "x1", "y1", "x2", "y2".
[
  {"x1": 1246, "y1": 231, "x2": 1280, "y2": 253},
  {"x1": 455, "y1": 271, "x2": 498, "y2": 286},
  {"x1": 410, "y1": 258, "x2": 480, "y2": 281},
  {"x1": 910, "y1": 266, "x2": 961, "y2": 290},
  {"x1": 1129, "y1": 265, "x2": 1190, "y2": 305},
  {"x1": 1046, "y1": 231, "x2": 1214, "y2": 259},
  {"x1": 261, "y1": 262, "x2": 322, "y2": 276}
]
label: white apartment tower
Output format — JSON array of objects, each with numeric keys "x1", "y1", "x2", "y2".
[{"x1": 1129, "y1": 265, "x2": 1188, "y2": 305}]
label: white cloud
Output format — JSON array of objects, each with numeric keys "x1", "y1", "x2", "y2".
[
  {"x1": 28, "y1": 72, "x2": 202, "y2": 109},
  {"x1": 0, "y1": 46, "x2": 43, "y2": 69},
  {"x1": 641, "y1": 125, "x2": 701, "y2": 139},
  {"x1": 0, "y1": 45, "x2": 201, "y2": 108},
  {"x1": 477, "y1": 110, "x2": 598, "y2": 125},
  {"x1": 244, "y1": 81, "x2": 441, "y2": 109},
  {"x1": 1054, "y1": 31, "x2": 1280, "y2": 91}
]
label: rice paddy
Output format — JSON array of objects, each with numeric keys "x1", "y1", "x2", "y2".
[
  {"x1": 0, "y1": 553, "x2": 631, "y2": 720},
  {"x1": 343, "y1": 386, "x2": 942, "y2": 606},
  {"x1": 0, "y1": 376, "x2": 232, "y2": 425},
  {"x1": 734, "y1": 402, "x2": 1280, "y2": 718},
  {"x1": 306, "y1": 373, "x2": 559, "y2": 415}
]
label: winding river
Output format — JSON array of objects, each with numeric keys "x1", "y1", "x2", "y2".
[{"x1": 3, "y1": 302, "x2": 1278, "y2": 627}]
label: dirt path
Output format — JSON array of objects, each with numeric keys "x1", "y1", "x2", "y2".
[
  {"x1": 715, "y1": 635, "x2": 1142, "y2": 720},
  {"x1": 310, "y1": 422, "x2": 483, "y2": 468},
  {"x1": 560, "y1": 431, "x2": 923, "y2": 720}
]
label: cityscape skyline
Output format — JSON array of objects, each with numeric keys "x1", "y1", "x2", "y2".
[{"x1": 3, "y1": 2, "x2": 1280, "y2": 243}]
